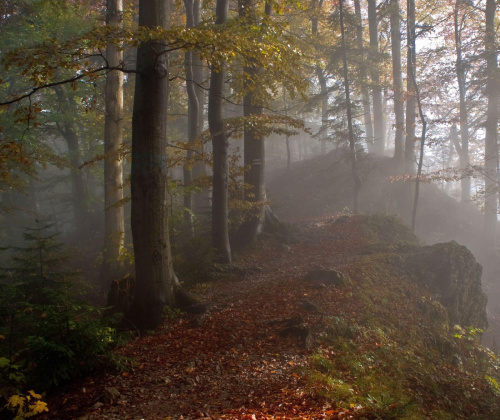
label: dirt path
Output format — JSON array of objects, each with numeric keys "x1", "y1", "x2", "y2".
[{"x1": 44, "y1": 216, "x2": 366, "y2": 420}]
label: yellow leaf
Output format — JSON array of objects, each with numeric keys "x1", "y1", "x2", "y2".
[
  {"x1": 28, "y1": 390, "x2": 42, "y2": 399},
  {"x1": 7, "y1": 394, "x2": 25, "y2": 408}
]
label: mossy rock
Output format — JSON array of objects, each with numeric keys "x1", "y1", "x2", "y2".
[
  {"x1": 304, "y1": 267, "x2": 350, "y2": 288},
  {"x1": 404, "y1": 241, "x2": 488, "y2": 329}
]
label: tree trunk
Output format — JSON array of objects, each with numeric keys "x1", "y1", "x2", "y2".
[
  {"x1": 192, "y1": 0, "x2": 209, "y2": 216},
  {"x1": 390, "y1": 0, "x2": 404, "y2": 165},
  {"x1": 408, "y1": 22, "x2": 427, "y2": 233},
  {"x1": 311, "y1": 0, "x2": 327, "y2": 154},
  {"x1": 129, "y1": 0, "x2": 176, "y2": 330},
  {"x1": 182, "y1": 0, "x2": 199, "y2": 239},
  {"x1": 284, "y1": 88, "x2": 292, "y2": 171},
  {"x1": 483, "y1": 0, "x2": 498, "y2": 248},
  {"x1": 339, "y1": 0, "x2": 361, "y2": 213},
  {"x1": 53, "y1": 86, "x2": 89, "y2": 231},
  {"x1": 368, "y1": 0, "x2": 384, "y2": 155},
  {"x1": 101, "y1": 0, "x2": 125, "y2": 293},
  {"x1": 454, "y1": 0, "x2": 471, "y2": 202},
  {"x1": 354, "y1": 0, "x2": 374, "y2": 153},
  {"x1": 404, "y1": 0, "x2": 416, "y2": 173},
  {"x1": 208, "y1": 0, "x2": 231, "y2": 264},
  {"x1": 236, "y1": 0, "x2": 277, "y2": 246}
]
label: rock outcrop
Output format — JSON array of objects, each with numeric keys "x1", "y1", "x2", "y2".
[{"x1": 404, "y1": 241, "x2": 488, "y2": 329}]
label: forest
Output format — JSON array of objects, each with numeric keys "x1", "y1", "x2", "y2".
[{"x1": 0, "y1": 0, "x2": 499, "y2": 418}]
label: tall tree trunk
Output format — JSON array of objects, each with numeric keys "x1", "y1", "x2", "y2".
[
  {"x1": 129, "y1": 0, "x2": 177, "y2": 330},
  {"x1": 390, "y1": 0, "x2": 404, "y2": 165},
  {"x1": 454, "y1": 0, "x2": 471, "y2": 202},
  {"x1": 339, "y1": 0, "x2": 361, "y2": 213},
  {"x1": 408, "y1": 21, "x2": 427, "y2": 233},
  {"x1": 404, "y1": 0, "x2": 416, "y2": 173},
  {"x1": 101, "y1": 0, "x2": 125, "y2": 293},
  {"x1": 236, "y1": 0, "x2": 277, "y2": 246},
  {"x1": 209, "y1": 0, "x2": 231, "y2": 264},
  {"x1": 367, "y1": 0, "x2": 384, "y2": 154},
  {"x1": 484, "y1": 0, "x2": 498, "y2": 248},
  {"x1": 311, "y1": 0, "x2": 328, "y2": 154},
  {"x1": 316, "y1": 66, "x2": 328, "y2": 154},
  {"x1": 284, "y1": 88, "x2": 292, "y2": 171},
  {"x1": 354, "y1": 0, "x2": 374, "y2": 153},
  {"x1": 182, "y1": 0, "x2": 199, "y2": 239},
  {"x1": 192, "y1": 0, "x2": 209, "y2": 216},
  {"x1": 53, "y1": 86, "x2": 89, "y2": 231}
]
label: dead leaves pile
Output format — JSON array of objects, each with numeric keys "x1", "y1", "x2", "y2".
[{"x1": 42, "y1": 215, "x2": 367, "y2": 420}]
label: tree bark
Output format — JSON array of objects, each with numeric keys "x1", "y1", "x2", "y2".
[
  {"x1": 368, "y1": 0, "x2": 384, "y2": 154},
  {"x1": 404, "y1": 0, "x2": 416, "y2": 173},
  {"x1": 311, "y1": 0, "x2": 328, "y2": 155},
  {"x1": 101, "y1": 0, "x2": 125, "y2": 293},
  {"x1": 129, "y1": 0, "x2": 176, "y2": 330},
  {"x1": 354, "y1": 0, "x2": 374, "y2": 153},
  {"x1": 236, "y1": 0, "x2": 276, "y2": 246},
  {"x1": 284, "y1": 88, "x2": 291, "y2": 171},
  {"x1": 454, "y1": 0, "x2": 471, "y2": 202},
  {"x1": 339, "y1": 0, "x2": 361, "y2": 213},
  {"x1": 390, "y1": 0, "x2": 404, "y2": 165},
  {"x1": 208, "y1": 0, "x2": 231, "y2": 264},
  {"x1": 182, "y1": 0, "x2": 199, "y2": 239},
  {"x1": 483, "y1": 0, "x2": 498, "y2": 248},
  {"x1": 53, "y1": 86, "x2": 89, "y2": 231},
  {"x1": 191, "y1": 0, "x2": 209, "y2": 216}
]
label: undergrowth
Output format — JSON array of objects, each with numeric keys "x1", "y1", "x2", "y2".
[
  {"x1": 0, "y1": 221, "x2": 123, "y2": 419},
  {"x1": 306, "y1": 215, "x2": 500, "y2": 419}
]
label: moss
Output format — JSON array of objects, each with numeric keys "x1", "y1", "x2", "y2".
[{"x1": 305, "y1": 215, "x2": 499, "y2": 419}]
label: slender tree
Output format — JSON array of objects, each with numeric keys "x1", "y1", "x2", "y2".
[
  {"x1": 182, "y1": 0, "x2": 200, "y2": 239},
  {"x1": 236, "y1": 0, "x2": 279, "y2": 246},
  {"x1": 191, "y1": 0, "x2": 209, "y2": 216},
  {"x1": 208, "y1": 0, "x2": 231, "y2": 264},
  {"x1": 483, "y1": 0, "x2": 498, "y2": 247},
  {"x1": 339, "y1": 0, "x2": 361, "y2": 213},
  {"x1": 453, "y1": 0, "x2": 471, "y2": 202},
  {"x1": 101, "y1": 0, "x2": 125, "y2": 292},
  {"x1": 311, "y1": 0, "x2": 328, "y2": 155},
  {"x1": 390, "y1": 0, "x2": 404, "y2": 165},
  {"x1": 404, "y1": 0, "x2": 416, "y2": 173},
  {"x1": 53, "y1": 85, "x2": 89, "y2": 231},
  {"x1": 354, "y1": 0, "x2": 374, "y2": 151},
  {"x1": 367, "y1": 0, "x2": 384, "y2": 154}
]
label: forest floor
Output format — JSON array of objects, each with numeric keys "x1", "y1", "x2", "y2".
[
  {"x1": 43, "y1": 215, "x2": 367, "y2": 420},
  {"x1": 40, "y1": 213, "x2": 500, "y2": 420}
]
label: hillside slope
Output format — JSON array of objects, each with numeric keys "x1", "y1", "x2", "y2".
[
  {"x1": 267, "y1": 149, "x2": 500, "y2": 345},
  {"x1": 41, "y1": 215, "x2": 499, "y2": 419}
]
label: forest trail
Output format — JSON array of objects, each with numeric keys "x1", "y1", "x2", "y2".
[{"x1": 43, "y1": 216, "x2": 368, "y2": 420}]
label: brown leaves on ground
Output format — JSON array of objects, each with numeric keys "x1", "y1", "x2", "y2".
[{"x1": 41, "y1": 216, "x2": 369, "y2": 419}]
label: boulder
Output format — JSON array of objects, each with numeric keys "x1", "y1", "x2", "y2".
[
  {"x1": 304, "y1": 267, "x2": 350, "y2": 288},
  {"x1": 405, "y1": 241, "x2": 487, "y2": 329}
]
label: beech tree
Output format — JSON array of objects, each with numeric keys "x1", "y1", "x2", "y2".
[
  {"x1": 404, "y1": 0, "x2": 416, "y2": 173},
  {"x1": 208, "y1": 0, "x2": 232, "y2": 264},
  {"x1": 390, "y1": 0, "x2": 404, "y2": 165},
  {"x1": 101, "y1": 0, "x2": 125, "y2": 292},
  {"x1": 483, "y1": 0, "x2": 498, "y2": 247},
  {"x1": 354, "y1": 0, "x2": 374, "y2": 150},
  {"x1": 128, "y1": 0, "x2": 179, "y2": 329},
  {"x1": 339, "y1": 0, "x2": 361, "y2": 213},
  {"x1": 453, "y1": 0, "x2": 471, "y2": 202},
  {"x1": 53, "y1": 85, "x2": 90, "y2": 231},
  {"x1": 182, "y1": 0, "x2": 200, "y2": 239},
  {"x1": 367, "y1": 0, "x2": 385, "y2": 155}
]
